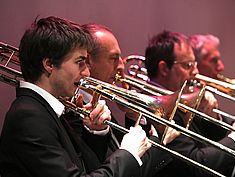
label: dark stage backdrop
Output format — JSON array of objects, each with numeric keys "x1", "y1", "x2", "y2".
[{"x1": 0, "y1": 0, "x2": 235, "y2": 131}]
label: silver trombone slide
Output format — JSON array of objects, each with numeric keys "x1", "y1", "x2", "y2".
[
  {"x1": 117, "y1": 75, "x2": 235, "y2": 132},
  {"x1": 62, "y1": 100, "x2": 226, "y2": 177},
  {"x1": 213, "y1": 108, "x2": 235, "y2": 121},
  {"x1": 79, "y1": 78, "x2": 235, "y2": 159}
]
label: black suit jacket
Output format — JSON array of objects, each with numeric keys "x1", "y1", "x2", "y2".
[{"x1": 0, "y1": 87, "x2": 141, "y2": 177}]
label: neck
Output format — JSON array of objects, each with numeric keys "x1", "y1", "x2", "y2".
[
  {"x1": 150, "y1": 77, "x2": 169, "y2": 90},
  {"x1": 35, "y1": 75, "x2": 55, "y2": 97}
]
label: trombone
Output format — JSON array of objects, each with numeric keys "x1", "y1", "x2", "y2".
[
  {"x1": 59, "y1": 92, "x2": 226, "y2": 177},
  {"x1": 217, "y1": 73, "x2": 235, "y2": 85},
  {"x1": 114, "y1": 73, "x2": 235, "y2": 133},
  {"x1": 0, "y1": 41, "x2": 232, "y2": 177},
  {"x1": 123, "y1": 55, "x2": 235, "y2": 121},
  {"x1": 80, "y1": 76, "x2": 235, "y2": 156},
  {"x1": 125, "y1": 55, "x2": 235, "y2": 101},
  {"x1": 0, "y1": 41, "x2": 22, "y2": 86},
  {"x1": 194, "y1": 74, "x2": 235, "y2": 102}
]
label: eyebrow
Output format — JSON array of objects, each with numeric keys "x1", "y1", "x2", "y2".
[
  {"x1": 75, "y1": 56, "x2": 87, "y2": 62},
  {"x1": 111, "y1": 53, "x2": 121, "y2": 58},
  {"x1": 174, "y1": 59, "x2": 195, "y2": 62},
  {"x1": 79, "y1": 56, "x2": 87, "y2": 60}
]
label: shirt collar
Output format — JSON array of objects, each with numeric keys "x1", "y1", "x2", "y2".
[{"x1": 19, "y1": 80, "x2": 65, "y2": 118}]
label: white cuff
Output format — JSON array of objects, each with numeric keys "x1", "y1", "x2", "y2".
[{"x1": 84, "y1": 125, "x2": 110, "y2": 135}]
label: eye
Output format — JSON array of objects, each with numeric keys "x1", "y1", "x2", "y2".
[
  {"x1": 184, "y1": 62, "x2": 193, "y2": 70},
  {"x1": 173, "y1": 60, "x2": 197, "y2": 70},
  {"x1": 111, "y1": 54, "x2": 121, "y2": 60},
  {"x1": 76, "y1": 56, "x2": 86, "y2": 63},
  {"x1": 75, "y1": 57, "x2": 87, "y2": 69},
  {"x1": 211, "y1": 57, "x2": 219, "y2": 64}
]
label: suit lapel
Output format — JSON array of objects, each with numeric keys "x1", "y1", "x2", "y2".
[{"x1": 16, "y1": 88, "x2": 86, "y2": 171}]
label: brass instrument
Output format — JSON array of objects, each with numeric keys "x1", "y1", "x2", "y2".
[
  {"x1": 124, "y1": 55, "x2": 148, "y2": 81},
  {"x1": 195, "y1": 74, "x2": 235, "y2": 101},
  {"x1": 115, "y1": 73, "x2": 235, "y2": 133},
  {"x1": 0, "y1": 41, "x2": 232, "y2": 177},
  {"x1": 217, "y1": 73, "x2": 235, "y2": 85},
  {"x1": 123, "y1": 55, "x2": 235, "y2": 121},
  {"x1": 124, "y1": 55, "x2": 235, "y2": 101},
  {"x1": 0, "y1": 41, "x2": 22, "y2": 86},
  {"x1": 60, "y1": 91, "x2": 226, "y2": 177},
  {"x1": 79, "y1": 77, "x2": 235, "y2": 156}
]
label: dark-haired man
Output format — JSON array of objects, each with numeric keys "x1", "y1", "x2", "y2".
[{"x1": 0, "y1": 16, "x2": 153, "y2": 177}]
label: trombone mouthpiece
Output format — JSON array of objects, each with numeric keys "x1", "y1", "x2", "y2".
[{"x1": 79, "y1": 78, "x2": 90, "y2": 88}]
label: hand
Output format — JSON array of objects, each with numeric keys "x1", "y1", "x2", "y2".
[
  {"x1": 83, "y1": 100, "x2": 111, "y2": 131},
  {"x1": 198, "y1": 91, "x2": 219, "y2": 119},
  {"x1": 228, "y1": 122, "x2": 235, "y2": 140},
  {"x1": 120, "y1": 125, "x2": 151, "y2": 158},
  {"x1": 231, "y1": 79, "x2": 235, "y2": 85},
  {"x1": 73, "y1": 90, "x2": 111, "y2": 131},
  {"x1": 162, "y1": 120, "x2": 180, "y2": 145},
  {"x1": 149, "y1": 124, "x2": 158, "y2": 137}
]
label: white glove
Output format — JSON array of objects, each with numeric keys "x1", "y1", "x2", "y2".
[
  {"x1": 204, "y1": 91, "x2": 218, "y2": 107},
  {"x1": 198, "y1": 91, "x2": 219, "y2": 118},
  {"x1": 120, "y1": 125, "x2": 151, "y2": 158}
]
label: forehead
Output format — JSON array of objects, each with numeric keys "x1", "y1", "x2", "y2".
[
  {"x1": 63, "y1": 47, "x2": 87, "y2": 61},
  {"x1": 95, "y1": 30, "x2": 121, "y2": 55},
  {"x1": 174, "y1": 42, "x2": 195, "y2": 61},
  {"x1": 202, "y1": 43, "x2": 220, "y2": 59}
]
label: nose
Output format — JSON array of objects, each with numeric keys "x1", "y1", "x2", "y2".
[
  {"x1": 191, "y1": 65, "x2": 199, "y2": 76},
  {"x1": 216, "y1": 59, "x2": 225, "y2": 72},
  {"x1": 81, "y1": 64, "x2": 90, "y2": 77},
  {"x1": 117, "y1": 57, "x2": 125, "y2": 73}
]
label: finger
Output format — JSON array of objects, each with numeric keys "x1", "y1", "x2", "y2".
[
  {"x1": 146, "y1": 139, "x2": 152, "y2": 150},
  {"x1": 149, "y1": 124, "x2": 158, "y2": 137},
  {"x1": 91, "y1": 86, "x2": 102, "y2": 109},
  {"x1": 130, "y1": 125, "x2": 142, "y2": 134},
  {"x1": 95, "y1": 108, "x2": 111, "y2": 125},
  {"x1": 75, "y1": 94, "x2": 84, "y2": 107},
  {"x1": 89, "y1": 100, "x2": 105, "y2": 121},
  {"x1": 163, "y1": 129, "x2": 180, "y2": 145}
]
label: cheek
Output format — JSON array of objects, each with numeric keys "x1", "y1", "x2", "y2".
[
  {"x1": 174, "y1": 69, "x2": 189, "y2": 83},
  {"x1": 64, "y1": 69, "x2": 77, "y2": 80},
  {"x1": 99, "y1": 63, "x2": 114, "y2": 79},
  {"x1": 201, "y1": 61, "x2": 212, "y2": 69}
]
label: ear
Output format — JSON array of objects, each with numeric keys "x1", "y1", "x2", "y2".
[
  {"x1": 42, "y1": 58, "x2": 53, "y2": 74},
  {"x1": 158, "y1": 60, "x2": 170, "y2": 77}
]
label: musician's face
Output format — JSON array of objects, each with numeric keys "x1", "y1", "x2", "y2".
[
  {"x1": 48, "y1": 48, "x2": 90, "y2": 98},
  {"x1": 166, "y1": 42, "x2": 198, "y2": 91},
  {"x1": 197, "y1": 44, "x2": 224, "y2": 79},
  {"x1": 87, "y1": 30, "x2": 124, "y2": 84}
]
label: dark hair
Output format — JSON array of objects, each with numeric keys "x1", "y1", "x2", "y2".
[
  {"x1": 145, "y1": 30, "x2": 188, "y2": 79},
  {"x1": 19, "y1": 16, "x2": 91, "y2": 82},
  {"x1": 82, "y1": 23, "x2": 113, "y2": 59}
]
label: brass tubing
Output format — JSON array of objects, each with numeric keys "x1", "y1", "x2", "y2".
[
  {"x1": 79, "y1": 78, "x2": 235, "y2": 158},
  {"x1": 62, "y1": 99, "x2": 225, "y2": 177}
]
